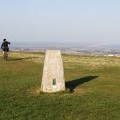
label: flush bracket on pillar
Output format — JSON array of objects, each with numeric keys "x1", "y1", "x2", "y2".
[{"x1": 53, "y1": 79, "x2": 56, "y2": 85}]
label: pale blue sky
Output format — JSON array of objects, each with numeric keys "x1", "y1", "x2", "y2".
[{"x1": 0, "y1": 0, "x2": 120, "y2": 45}]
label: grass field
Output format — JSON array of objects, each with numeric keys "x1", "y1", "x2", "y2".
[{"x1": 0, "y1": 51, "x2": 120, "y2": 120}]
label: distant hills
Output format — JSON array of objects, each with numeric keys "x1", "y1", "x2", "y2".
[{"x1": 10, "y1": 42, "x2": 120, "y2": 56}]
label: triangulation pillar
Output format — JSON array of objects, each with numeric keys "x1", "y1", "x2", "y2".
[{"x1": 41, "y1": 50, "x2": 65, "y2": 93}]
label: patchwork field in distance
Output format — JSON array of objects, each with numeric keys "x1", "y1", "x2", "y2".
[{"x1": 0, "y1": 51, "x2": 120, "y2": 120}]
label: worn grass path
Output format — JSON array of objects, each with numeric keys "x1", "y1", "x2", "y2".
[{"x1": 0, "y1": 51, "x2": 120, "y2": 120}]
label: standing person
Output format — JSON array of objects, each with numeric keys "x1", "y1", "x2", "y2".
[{"x1": 1, "y1": 39, "x2": 11, "y2": 61}]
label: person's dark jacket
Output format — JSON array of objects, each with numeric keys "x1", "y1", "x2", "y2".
[{"x1": 1, "y1": 41, "x2": 10, "y2": 51}]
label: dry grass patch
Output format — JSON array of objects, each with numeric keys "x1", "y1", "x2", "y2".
[{"x1": 26, "y1": 87, "x2": 41, "y2": 95}]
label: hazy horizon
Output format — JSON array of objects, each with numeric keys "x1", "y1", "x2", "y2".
[
  {"x1": 10, "y1": 41, "x2": 120, "y2": 50},
  {"x1": 0, "y1": 0, "x2": 120, "y2": 45}
]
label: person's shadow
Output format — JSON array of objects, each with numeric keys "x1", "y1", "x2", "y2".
[
  {"x1": 9, "y1": 57, "x2": 39, "y2": 61},
  {"x1": 65, "y1": 76, "x2": 98, "y2": 92}
]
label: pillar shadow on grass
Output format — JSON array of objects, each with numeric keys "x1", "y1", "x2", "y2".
[{"x1": 65, "y1": 76, "x2": 98, "y2": 92}]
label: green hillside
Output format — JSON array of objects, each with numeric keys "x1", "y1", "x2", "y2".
[{"x1": 0, "y1": 51, "x2": 120, "y2": 120}]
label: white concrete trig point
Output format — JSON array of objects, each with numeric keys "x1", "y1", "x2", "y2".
[{"x1": 41, "y1": 50, "x2": 65, "y2": 93}]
